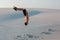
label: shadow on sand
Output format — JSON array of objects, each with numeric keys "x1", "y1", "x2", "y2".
[
  {"x1": 0, "y1": 10, "x2": 41, "y2": 22},
  {"x1": 16, "y1": 34, "x2": 39, "y2": 40}
]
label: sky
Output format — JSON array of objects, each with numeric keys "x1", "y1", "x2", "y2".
[{"x1": 0, "y1": 0, "x2": 60, "y2": 9}]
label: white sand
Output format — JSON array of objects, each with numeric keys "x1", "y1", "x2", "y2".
[
  {"x1": 0, "y1": 8, "x2": 60, "y2": 40},
  {"x1": 29, "y1": 9, "x2": 60, "y2": 40}
]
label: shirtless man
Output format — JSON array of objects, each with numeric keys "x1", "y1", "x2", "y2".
[{"x1": 13, "y1": 7, "x2": 29, "y2": 26}]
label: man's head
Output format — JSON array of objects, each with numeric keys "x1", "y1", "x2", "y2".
[{"x1": 24, "y1": 22, "x2": 28, "y2": 26}]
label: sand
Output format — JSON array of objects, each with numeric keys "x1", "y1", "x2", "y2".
[{"x1": 0, "y1": 8, "x2": 60, "y2": 40}]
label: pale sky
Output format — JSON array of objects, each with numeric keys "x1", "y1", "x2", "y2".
[{"x1": 0, "y1": 0, "x2": 60, "y2": 9}]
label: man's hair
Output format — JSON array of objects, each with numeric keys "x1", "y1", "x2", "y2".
[{"x1": 24, "y1": 22, "x2": 28, "y2": 26}]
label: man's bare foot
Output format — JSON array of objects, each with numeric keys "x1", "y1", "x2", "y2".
[{"x1": 13, "y1": 7, "x2": 17, "y2": 11}]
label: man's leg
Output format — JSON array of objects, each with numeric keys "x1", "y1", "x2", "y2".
[{"x1": 13, "y1": 7, "x2": 24, "y2": 11}]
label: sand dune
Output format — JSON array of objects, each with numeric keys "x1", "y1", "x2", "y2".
[{"x1": 0, "y1": 8, "x2": 60, "y2": 40}]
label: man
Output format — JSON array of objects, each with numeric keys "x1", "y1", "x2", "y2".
[{"x1": 13, "y1": 7, "x2": 29, "y2": 26}]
